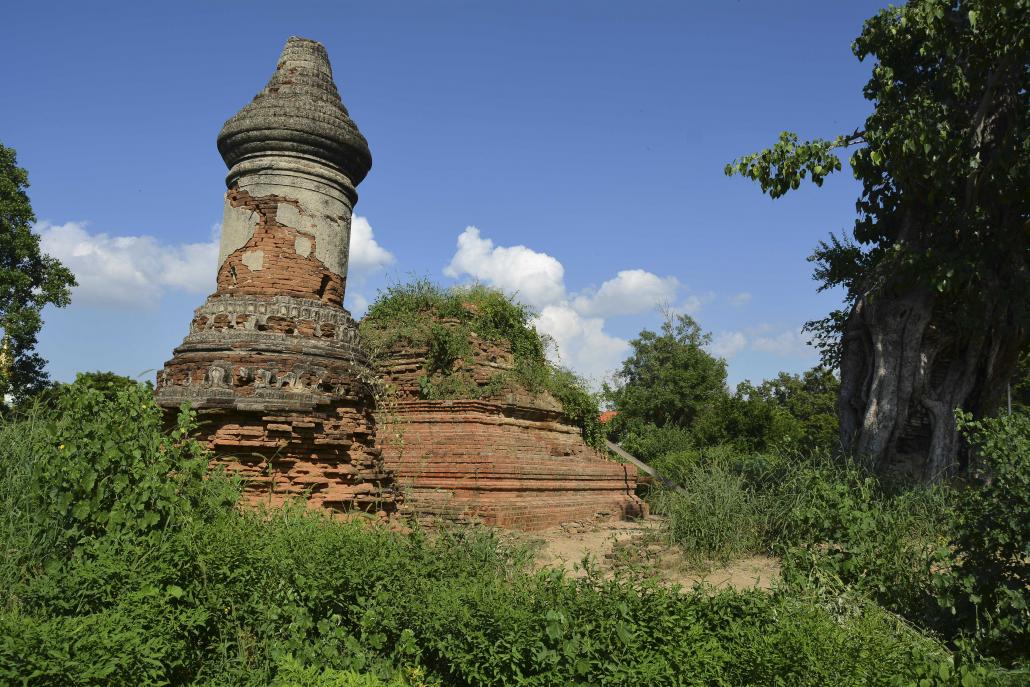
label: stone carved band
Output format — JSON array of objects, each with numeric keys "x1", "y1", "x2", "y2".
[
  {"x1": 189, "y1": 294, "x2": 362, "y2": 345},
  {"x1": 225, "y1": 155, "x2": 358, "y2": 205}
]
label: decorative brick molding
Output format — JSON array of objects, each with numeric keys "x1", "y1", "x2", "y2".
[
  {"x1": 375, "y1": 337, "x2": 646, "y2": 530},
  {"x1": 156, "y1": 37, "x2": 398, "y2": 518}
]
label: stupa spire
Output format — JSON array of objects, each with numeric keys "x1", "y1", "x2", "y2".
[
  {"x1": 217, "y1": 36, "x2": 371, "y2": 189},
  {"x1": 156, "y1": 37, "x2": 399, "y2": 517}
]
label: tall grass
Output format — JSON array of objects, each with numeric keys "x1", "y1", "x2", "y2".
[
  {"x1": 649, "y1": 460, "x2": 766, "y2": 565},
  {"x1": 0, "y1": 405, "x2": 66, "y2": 595}
]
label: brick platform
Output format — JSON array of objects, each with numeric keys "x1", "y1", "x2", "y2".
[{"x1": 373, "y1": 332, "x2": 646, "y2": 530}]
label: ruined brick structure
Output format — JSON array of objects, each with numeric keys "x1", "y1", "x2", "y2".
[
  {"x1": 156, "y1": 37, "x2": 399, "y2": 515},
  {"x1": 374, "y1": 325, "x2": 646, "y2": 530},
  {"x1": 156, "y1": 36, "x2": 641, "y2": 530}
]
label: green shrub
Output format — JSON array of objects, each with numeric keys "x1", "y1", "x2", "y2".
[
  {"x1": 0, "y1": 379, "x2": 235, "y2": 584},
  {"x1": 754, "y1": 452, "x2": 954, "y2": 623},
  {"x1": 647, "y1": 447, "x2": 956, "y2": 630},
  {"x1": 933, "y1": 412, "x2": 1030, "y2": 663},
  {"x1": 650, "y1": 461, "x2": 766, "y2": 564},
  {"x1": 0, "y1": 376, "x2": 1017, "y2": 684},
  {"x1": 617, "y1": 422, "x2": 694, "y2": 466},
  {"x1": 271, "y1": 655, "x2": 421, "y2": 686}
]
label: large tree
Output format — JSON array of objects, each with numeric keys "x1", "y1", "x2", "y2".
[
  {"x1": 0, "y1": 143, "x2": 76, "y2": 403},
  {"x1": 727, "y1": 0, "x2": 1028, "y2": 481},
  {"x1": 604, "y1": 313, "x2": 728, "y2": 433}
]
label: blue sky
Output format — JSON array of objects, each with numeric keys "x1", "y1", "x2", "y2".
[{"x1": 3, "y1": 1, "x2": 887, "y2": 388}]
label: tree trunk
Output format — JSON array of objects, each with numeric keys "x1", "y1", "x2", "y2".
[{"x1": 838, "y1": 288, "x2": 1022, "y2": 483}]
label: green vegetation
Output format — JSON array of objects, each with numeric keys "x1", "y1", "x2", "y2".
[
  {"x1": 634, "y1": 419, "x2": 1028, "y2": 679},
  {"x1": 5, "y1": 379, "x2": 1015, "y2": 686},
  {"x1": 4, "y1": 3, "x2": 1026, "y2": 684},
  {"x1": 726, "y1": 0, "x2": 1029, "y2": 479},
  {"x1": 0, "y1": 142, "x2": 76, "y2": 404},
  {"x1": 361, "y1": 279, "x2": 603, "y2": 448},
  {"x1": 605, "y1": 313, "x2": 841, "y2": 458},
  {"x1": 604, "y1": 310, "x2": 1027, "y2": 677}
]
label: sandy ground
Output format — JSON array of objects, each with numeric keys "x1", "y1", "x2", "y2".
[{"x1": 515, "y1": 516, "x2": 780, "y2": 591}]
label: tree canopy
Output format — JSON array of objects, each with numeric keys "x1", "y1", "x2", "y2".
[
  {"x1": 727, "y1": 0, "x2": 1028, "y2": 480},
  {"x1": 723, "y1": 368, "x2": 840, "y2": 454},
  {"x1": 0, "y1": 143, "x2": 76, "y2": 403},
  {"x1": 604, "y1": 313, "x2": 728, "y2": 432}
]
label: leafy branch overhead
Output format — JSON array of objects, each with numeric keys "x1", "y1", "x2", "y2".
[
  {"x1": 724, "y1": 0, "x2": 1028, "y2": 480},
  {"x1": 724, "y1": 130, "x2": 863, "y2": 199}
]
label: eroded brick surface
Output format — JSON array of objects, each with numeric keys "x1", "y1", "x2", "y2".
[
  {"x1": 157, "y1": 295, "x2": 400, "y2": 516},
  {"x1": 217, "y1": 189, "x2": 345, "y2": 306},
  {"x1": 376, "y1": 335, "x2": 645, "y2": 530},
  {"x1": 157, "y1": 37, "x2": 392, "y2": 519}
]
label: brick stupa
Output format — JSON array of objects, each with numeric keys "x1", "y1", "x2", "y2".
[
  {"x1": 156, "y1": 37, "x2": 399, "y2": 515},
  {"x1": 371, "y1": 319, "x2": 646, "y2": 530}
]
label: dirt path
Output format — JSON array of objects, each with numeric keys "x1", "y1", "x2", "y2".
[{"x1": 516, "y1": 516, "x2": 780, "y2": 591}]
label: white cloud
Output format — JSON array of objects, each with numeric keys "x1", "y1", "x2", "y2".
[
  {"x1": 349, "y1": 215, "x2": 395, "y2": 279},
  {"x1": 751, "y1": 328, "x2": 814, "y2": 357},
  {"x1": 679, "y1": 291, "x2": 716, "y2": 315},
  {"x1": 442, "y1": 226, "x2": 748, "y2": 384},
  {"x1": 345, "y1": 291, "x2": 370, "y2": 316},
  {"x1": 443, "y1": 226, "x2": 566, "y2": 307},
  {"x1": 345, "y1": 216, "x2": 395, "y2": 318},
  {"x1": 572, "y1": 269, "x2": 679, "y2": 318},
  {"x1": 36, "y1": 221, "x2": 219, "y2": 309},
  {"x1": 708, "y1": 330, "x2": 748, "y2": 359},
  {"x1": 533, "y1": 304, "x2": 629, "y2": 385},
  {"x1": 728, "y1": 292, "x2": 752, "y2": 307},
  {"x1": 36, "y1": 215, "x2": 394, "y2": 312}
]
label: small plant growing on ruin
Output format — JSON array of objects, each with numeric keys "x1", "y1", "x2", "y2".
[{"x1": 360, "y1": 279, "x2": 605, "y2": 449}]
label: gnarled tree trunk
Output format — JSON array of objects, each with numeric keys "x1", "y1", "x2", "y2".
[{"x1": 839, "y1": 287, "x2": 1022, "y2": 483}]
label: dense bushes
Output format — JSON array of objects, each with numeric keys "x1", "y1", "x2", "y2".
[
  {"x1": 937, "y1": 412, "x2": 1030, "y2": 662},
  {"x1": 1, "y1": 377, "x2": 997, "y2": 685},
  {"x1": 361, "y1": 280, "x2": 603, "y2": 448},
  {"x1": 643, "y1": 416, "x2": 1030, "y2": 675}
]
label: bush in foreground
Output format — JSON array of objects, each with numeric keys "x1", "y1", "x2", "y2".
[
  {"x1": 645, "y1": 416, "x2": 1029, "y2": 672},
  {"x1": 1, "y1": 378, "x2": 1006, "y2": 685}
]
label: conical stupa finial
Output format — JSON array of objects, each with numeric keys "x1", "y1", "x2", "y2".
[{"x1": 217, "y1": 36, "x2": 372, "y2": 186}]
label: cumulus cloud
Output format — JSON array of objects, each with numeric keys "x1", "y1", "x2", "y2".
[
  {"x1": 572, "y1": 269, "x2": 679, "y2": 318},
  {"x1": 708, "y1": 330, "x2": 748, "y2": 359},
  {"x1": 345, "y1": 216, "x2": 395, "y2": 316},
  {"x1": 36, "y1": 221, "x2": 219, "y2": 309},
  {"x1": 751, "y1": 327, "x2": 814, "y2": 357},
  {"x1": 349, "y1": 215, "x2": 395, "y2": 279},
  {"x1": 444, "y1": 226, "x2": 777, "y2": 383},
  {"x1": 444, "y1": 227, "x2": 686, "y2": 383},
  {"x1": 36, "y1": 215, "x2": 394, "y2": 312},
  {"x1": 533, "y1": 304, "x2": 630, "y2": 384},
  {"x1": 728, "y1": 292, "x2": 752, "y2": 307},
  {"x1": 443, "y1": 227, "x2": 566, "y2": 308},
  {"x1": 679, "y1": 291, "x2": 716, "y2": 315}
]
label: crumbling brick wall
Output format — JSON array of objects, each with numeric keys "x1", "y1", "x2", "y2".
[{"x1": 374, "y1": 332, "x2": 645, "y2": 530}]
